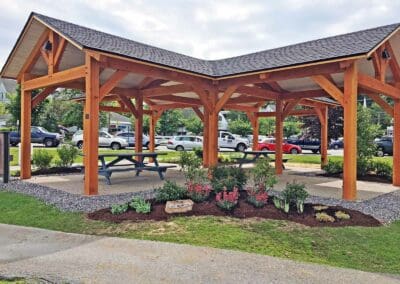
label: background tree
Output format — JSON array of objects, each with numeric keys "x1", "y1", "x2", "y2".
[
  {"x1": 228, "y1": 119, "x2": 252, "y2": 136},
  {"x1": 283, "y1": 117, "x2": 302, "y2": 137},
  {"x1": 158, "y1": 109, "x2": 184, "y2": 135},
  {"x1": 184, "y1": 116, "x2": 203, "y2": 134},
  {"x1": 259, "y1": 117, "x2": 275, "y2": 136}
]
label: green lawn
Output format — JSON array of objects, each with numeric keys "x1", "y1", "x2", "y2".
[{"x1": 0, "y1": 191, "x2": 398, "y2": 274}]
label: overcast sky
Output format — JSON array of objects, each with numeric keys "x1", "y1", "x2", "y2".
[{"x1": 1, "y1": 0, "x2": 400, "y2": 68}]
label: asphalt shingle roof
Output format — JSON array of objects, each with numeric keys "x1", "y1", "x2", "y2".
[{"x1": 31, "y1": 13, "x2": 400, "y2": 78}]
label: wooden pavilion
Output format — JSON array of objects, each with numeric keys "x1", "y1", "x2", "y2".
[{"x1": 1, "y1": 12, "x2": 399, "y2": 199}]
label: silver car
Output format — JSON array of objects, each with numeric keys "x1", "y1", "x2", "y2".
[
  {"x1": 71, "y1": 131, "x2": 128, "y2": 150},
  {"x1": 115, "y1": 132, "x2": 151, "y2": 148},
  {"x1": 167, "y1": 136, "x2": 203, "y2": 151}
]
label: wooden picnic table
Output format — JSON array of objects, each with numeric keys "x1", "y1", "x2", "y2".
[
  {"x1": 221, "y1": 150, "x2": 288, "y2": 168},
  {"x1": 84, "y1": 152, "x2": 176, "y2": 185}
]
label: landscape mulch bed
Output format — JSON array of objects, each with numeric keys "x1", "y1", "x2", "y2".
[{"x1": 88, "y1": 193, "x2": 381, "y2": 228}]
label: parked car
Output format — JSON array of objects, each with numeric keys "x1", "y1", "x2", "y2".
[
  {"x1": 257, "y1": 138, "x2": 302, "y2": 154},
  {"x1": 156, "y1": 136, "x2": 172, "y2": 146},
  {"x1": 218, "y1": 131, "x2": 249, "y2": 152},
  {"x1": 375, "y1": 136, "x2": 393, "y2": 156},
  {"x1": 286, "y1": 138, "x2": 321, "y2": 153},
  {"x1": 115, "y1": 132, "x2": 154, "y2": 148},
  {"x1": 10, "y1": 126, "x2": 61, "y2": 147},
  {"x1": 167, "y1": 136, "x2": 203, "y2": 151},
  {"x1": 329, "y1": 138, "x2": 344, "y2": 149},
  {"x1": 71, "y1": 131, "x2": 128, "y2": 150}
]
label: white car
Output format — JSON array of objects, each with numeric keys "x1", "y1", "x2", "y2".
[
  {"x1": 218, "y1": 131, "x2": 249, "y2": 152},
  {"x1": 167, "y1": 136, "x2": 203, "y2": 151},
  {"x1": 71, "y1": 131, "x2": 128, "y2": 150}
]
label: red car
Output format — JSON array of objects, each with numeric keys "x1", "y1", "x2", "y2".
[{"x1": 257, "y1": 138, "x2": 302, "y2": 154}]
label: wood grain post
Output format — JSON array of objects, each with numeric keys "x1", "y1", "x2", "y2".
[
  {"x1": 83, "y1": 54, "x2": 100, "y2": 196},
  {"x1": 275, "y1": 98, "x2": 284, "y2": 174},
  {"x1": 393, "y1": 99, "x2": 400, "y2": 186},
  {"x1": 320, "y1": 106, "x2": 329, "y2": 168},
  {"x1": 343, "y1": 62, "x2": 358, "y2": 200},
  {"x1": 135, "y1": 95, "x2": 144, "y2": 154},
  {"x1": 208, "y1": 91, "x2": 219, "y2": 166},
  {"x1": 20, "y1": 84, "x2": 32, "y2": 179},
  {"x1": 202, "y1": 107, "x2": 209, "y2": 167}
]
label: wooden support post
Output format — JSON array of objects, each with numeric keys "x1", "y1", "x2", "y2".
[
  {"x1": 393, "y1": 99, "x2": 400, "y2": 186},
  {"x1": 135, "y1": 95, "x2": 144, "y2": 153},
  {"x1": 202, "y1": 107, "x2": 210, "y2": 167},
  {"x1": 275, "y1": 99, "x2": 284, "y2": 174},
  {"x1": 318, "y1": 107, "x2": 329, "y2": 168},
  {"x1": 343, "y1": 62, "x2": 358, "y2": 200},
  {"x1": 247, "y1": 112, "x2": 259, "y2": 150},
  {"x1": 20, "y1": 85, "x2": 32, "y2": 179},
  {"x1": 83, "y1": 54, "x2": 100, "y2": 196},
  {"x1": 208, "y1": 92, "x2": 219, "y2": 166}
]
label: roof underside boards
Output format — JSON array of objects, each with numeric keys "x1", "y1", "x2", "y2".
[{"x1": 2, "y1": 12, "x2": 400, "y2": 80}]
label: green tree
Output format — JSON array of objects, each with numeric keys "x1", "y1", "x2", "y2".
[
  {"x1": 158, "y1": 109, "x2": 184, "y2": 135},
  {"x1": 259, "y1": 117, "x2": 275, "y2": 136},
  {"x1": 357, "y1": 105, "x2": 381, "y2": 176},
  {"x1": 228, "y1": 119, "x2": 252, "y2": 136},
  {"x1": 6, "y1": 85, "x2": 47, "y2": 130},
  {"x1": 184, "y1": 116, "x2": 203, "y2": 134},
  {"x1": 284, "y1": 117, "x2": 301, "y2": 137}
]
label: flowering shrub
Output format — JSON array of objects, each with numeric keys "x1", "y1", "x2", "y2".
[
  {"x1": 187, "y1": 182, "x2": 212, "y2": 202},
  {"x1": 246, "y1": 187, "x2": 269, "y2": 208},
  {"x1": 216, "y1": 187, "x2": 239, "y2": 211}
]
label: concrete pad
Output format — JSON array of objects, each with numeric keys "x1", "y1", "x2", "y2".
[{"x1": 1, "y1": 224, "x2": 399, "y2": 283}]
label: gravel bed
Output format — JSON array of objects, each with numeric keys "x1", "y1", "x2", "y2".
[
  {"x1": 1, "y1": 180, "x2": 399, "y2": 223},
  {"x1": 0, "y1": 180, "x2": 156, "y2": 213}
]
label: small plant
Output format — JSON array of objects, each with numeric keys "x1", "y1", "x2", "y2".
[
  {"x1": 335, "y1": 211, "x2": 351, "y2": 220},
  {"x1": 316, "y1": 212, "x2": 335, "y2": 222},
  {"x1": 110, "y1": 203, "x2": 128, "y2": 215},
  {"x1": 56, "y1": 144, "x2": 79, "y2": 167},
  {"x1": 32, "y1": 149, "x2": 53, "y2": 170},
  {"x1": 129, "y1": 197, "x2": 151, "y2": 214},
  {"x1": 246, "y1": 187, "x2": 269, "y2": 208},
  {"x1": 187, "y1": 182, "x2": 212, "y2": 202},
  {"x1": 322, "y1": 160, "x2": 343, "y2": 175},
  {"x1": 372, "y1": 160, "x2": 392, "y2": 180},
  {"x1": 273, "y1": 196, "x2": 282, "y2": 209},
  {"x1": 155, "y1": 181, "x2": 187, "y2": 202},
  {"x1": 216, "y1": 187, "x2": 239, "y2": 211},
  {"x1": 250, "y1": 158, "x2": 277, "y2": 190},
  {"x1": 210, "y1": 166, "x2": 247, "y2": 192},
  {"x1": 313, "y1": 205, "x2": 329, "y2": 211},
  {"x1": 279, "y1": 181, "x2": 309, "y2": 214},
  {"x1": 193, "y1": 147, "x2": 203, "y2": 158}
]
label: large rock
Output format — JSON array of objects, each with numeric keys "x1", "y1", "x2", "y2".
[{"x1": 165, "y1": 200, "x2": 194, "y2": 214}]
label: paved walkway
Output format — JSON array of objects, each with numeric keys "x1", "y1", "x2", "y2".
[{"x1": 0, "y1": 224, "x2": 399, "y2": 284}]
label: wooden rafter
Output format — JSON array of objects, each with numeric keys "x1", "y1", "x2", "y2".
[
  {"x1": 282, "y1": 98, "x2": 301, "y2": 118},
  {"x1": 99, "y1": 70, "x2": 129, "y2": 100},
  {"x1": 358, "y1": 73, "x2": 400, "y2": 99},
  {"x1": 23, "y1": 65, "x2": 86, "y2": 90},
  {"x1": 192, "y1": 107, "x2": 204, "y2": 121},
  {"x1": 54, "y1": 37, "x2": 67, "y2": 71},
  {"x1": 256, "y1": 109, "x2": 317, "y2": 117},
  {"x1": 31, "y1": 86, "x2": 57, "y2": 108},
  {"x1": 150, "y1": 94, "x2": 201, "y2": 105},
  {"x1": 236, "y1": 85, "x2": 278, "y2": 100},
  {"x1": 118, "y1": 95, "x2": 138, "y2": 117},
  {"x1": 18, "y1": 29, "x2": 50, "y2": 81},
  {"x1": 280, "y1": 89, "x2": 329, "y2": 100},
  {"x1": 366, "y1": 93, "x2": 394, "y2": 117},
  {"x1": 141, "y1": 84, "x2": 193, "y2": 98},
  {"x1": 386, "y1": 41, "x2": 400, "y2": 82},
  {"x1": 311, "y1": 75, "x2": 344, "y2": 105},
  {"x1": 216, "y1": 85, "x2": 238, "y2": 112}
]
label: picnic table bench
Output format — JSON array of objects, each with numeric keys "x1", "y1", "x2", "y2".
[
  {"x1": 220, "y1": 150, "x2": 289, "y2": 168},
  {"x1": 82, "y1": 152, "x2": 176, "y2": 185}
]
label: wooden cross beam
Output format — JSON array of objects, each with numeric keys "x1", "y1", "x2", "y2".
[
  {"x1": 311, "y1": 75, "x2": 344, "y2": 105},
  {"x1": 99, "y1": 70, "x2": 129, "y2": 101},
  {"x1": 358, "y1": 73, "x2": 400, "y2": 99}
]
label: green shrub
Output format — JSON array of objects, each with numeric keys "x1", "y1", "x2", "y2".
[
  {"x1": 179, "y1": 151, "x2": 206, "y2": 183},
  {"x1": 129, "y1": 197, "x2": 151, "y2": 214},
  {"x1": 372, "y1": 160, "x2": 392, "y2": 180},
  {"x1": 210, "y1": 166, "x2": 247, "y2": 192},
  {"x1": 357, "y1": 158, "x2": 374, "y2": 177},
  {"x1": 110, "y1": 203, "x2": 128, "y2": 215},
  {"x1": 193, "y1": 147, "x2": 203, "y2": 158},
  {"x1": 56, "y1": 144, "x2": 79, "y2": 167},
  {"x1": 322, "y1": 160, "x2": 343, "y2": 175},
  {"x1": 250, "y1": 158, "x2": 277, "y2": 190},
  {"x1": 32, "y1": 149, "x2": 53, "y2": 170},
  {"x1": 316, "y1": 212, "x2": 335, "y2": 222},
  {"x1": 155, "y1": 181, "x2": 187, "y2": 202}
]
